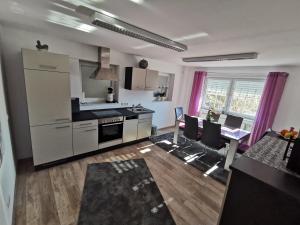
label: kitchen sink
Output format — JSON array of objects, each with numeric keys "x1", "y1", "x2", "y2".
[{"x1": 127, "y1": 108, "x2": 151, "y2": 113}]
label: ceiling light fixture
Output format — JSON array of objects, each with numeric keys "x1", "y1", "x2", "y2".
[
  {"x1": 76, "y1": 6, "x2": 187, "y2": 52},
  {"x1": 183, "y1": 52, "x2": 258, "y2": 62}
]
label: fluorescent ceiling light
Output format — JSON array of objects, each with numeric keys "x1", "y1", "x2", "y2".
[
  {"x1": 183, "y1": 52, "x2": 258, "y2": 62},
  {"x1": 79, "y1": 6, "x2": 187, "y2": 52},
  {"x1": 133, "y1": 32, "x2": 208, "y2": 50}
]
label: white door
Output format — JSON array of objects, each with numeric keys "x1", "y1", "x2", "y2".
[
  {"x1": 24, "y1": 69, "x2": 71, "y2": 126},
  {"x1": 30, "y1": 123, "x2": 73, "y2": 165},
  {"x1": 131, "y1": 68, "x2": 146, "y2": 90}
]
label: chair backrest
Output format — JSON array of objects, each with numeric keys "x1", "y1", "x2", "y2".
[
  {"x1": 184, "y1": 114, "x2": 199, "y2": 140},
  {"x1": 224, "y1": 114, "x2": 243, "y2": 129},
  {"x1": 201, "y1": 120, "x2": 222, "y2": 148},
  {"x1": 175, "y1": 107, "x2": 184, "y2": 121}
]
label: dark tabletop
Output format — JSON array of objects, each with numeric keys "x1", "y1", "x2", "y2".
[{"x1": 72, "y1": 107, "x2": 155, "y2": 122}]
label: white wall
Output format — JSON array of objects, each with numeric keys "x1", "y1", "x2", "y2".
[
  {"x1": 185, "y1": 66, "x2": 300, "y2": 132},
  {"x1": 0, "y1": 25, "x2": 188, "y2": 159},
  {"x1": 0, "y1": 24, "x2": 16, "y2": 225}
]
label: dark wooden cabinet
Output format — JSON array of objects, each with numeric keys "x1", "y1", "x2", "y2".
[{"x1": 218, "y1": 157, "x2": 300, "y2": 225}]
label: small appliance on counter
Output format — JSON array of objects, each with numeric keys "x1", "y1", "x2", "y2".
[
  {"x1": 106, "y1": 87, "x2": 114, "y2": 103},
  {"x1": 71, "y1": 97, "x2": 80, "y2": 113}
]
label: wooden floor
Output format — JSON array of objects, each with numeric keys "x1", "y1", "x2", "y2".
[{"x1": 15, "y1": 139, "x2": 226, "y2": 225}]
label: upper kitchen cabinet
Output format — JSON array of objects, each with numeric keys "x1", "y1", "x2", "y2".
[
  {"x1": 22, "y1": 49, "x2": 71, "y2": 126},
  {"x1": 125, "y1": 67, "x2": 158, "y2": 90},
  {"x1": 22, "y1": 48, "x2": 70, "y2": 73},
  {"x1": 145, "y1": 69, "x2": 159, "y2": 90}
]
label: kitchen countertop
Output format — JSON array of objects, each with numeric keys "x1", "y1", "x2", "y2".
[{"x1": 72, "y1": 107, "x2": 155, "y2": 122}]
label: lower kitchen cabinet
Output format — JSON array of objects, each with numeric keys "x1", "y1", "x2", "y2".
[
  {"x1": 30, "y1": 123, "x2": 73, "y2": 165},
  {"x1": 137, "y1": 120, "x2": 152, "y2": 139},
  {"x1": 123, "y1": 119, "x2": 138, "y2": 143},
  {"x1": 73, "y1": 125, "x2": 98, "y2": 155}
]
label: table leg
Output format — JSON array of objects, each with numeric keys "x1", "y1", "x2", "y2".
[
  {"x1": 173, "y1": 120, "x2": 180, "y2": 144},
  {"x1": 224, "y1": 139, "x2": 239, "y2": 171}
]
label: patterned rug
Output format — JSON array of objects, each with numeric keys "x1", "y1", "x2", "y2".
[
  {"x1": 150, "y1": 132, "x2": 229, "y2": 184},
  {"x1": 77, "y1": 159, "x2": 176, "y2": 225}
]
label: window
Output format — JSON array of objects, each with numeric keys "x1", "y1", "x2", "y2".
[
  {"x1": 202, "y1": 78, "x2": 265, "y2": 119},
  {"x1": 229, "y1": 80, "x2": 264, "y2": 118},
  {"x1": 203, "y1": 79, "x2": 231, "y2": 111}
]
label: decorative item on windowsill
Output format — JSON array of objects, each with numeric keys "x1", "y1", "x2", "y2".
[
  {"x1": 206, "y1": 107, "x2": 219, "y2": 122},
  {"x1": 36, "y1": 40, "x2": 49, "y2": 51},
  {"x1": 153, "y1": 91, "x2": 161, "y2": 101},
  {"x1": 138, "y1": 59, "x2": 148, "y2": 69}
]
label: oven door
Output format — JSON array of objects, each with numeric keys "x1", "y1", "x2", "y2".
[{"x1": 98, "y1": 122, "x2": 123, "y2": 143}]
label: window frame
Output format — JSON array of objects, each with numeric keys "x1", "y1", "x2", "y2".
[{"x1": 201, "y1": 77, "x2": 265, "y2": 120}]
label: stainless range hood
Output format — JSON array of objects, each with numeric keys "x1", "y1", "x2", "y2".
[{"x1": 91, "y1": 47, "x2": 118, "y2": 81}]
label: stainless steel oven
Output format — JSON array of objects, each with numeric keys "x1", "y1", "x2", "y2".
[{"x1": 98, "y1": 116, "x2": 124, "y2": 144}]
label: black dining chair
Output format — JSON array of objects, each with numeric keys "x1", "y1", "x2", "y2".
[
  {"x1": 175, "y1": 107, "x2": 185, "y2": 129},
  {"x1": 184, "y1": 114, "x2": 201, "y2": 141},
  {"x1": 201, "y1": 120, "x2": 226, "y2": 150},
  {"x1": 224, "y1": 115, "x2": 243, "y2": 129}
]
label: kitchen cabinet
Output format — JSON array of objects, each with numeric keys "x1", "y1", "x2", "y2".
[
  {"x1": 125, "y1": 67, "x2": 159, "y2": 90},
  {"x1": 22, "y1": 49, "x2": 72, "y2": 166},
  {"x1": 73, "y1": 121, "x2": 98, "y2": 155},
  {"x1": 137, "y1": 114, "x2": 152, "y2": 139},
  {"x1": 22, "y1": 48, "x2": 69, "y2": 72},
  {"x1": 24, "y1": 69, "x2": 71, "y2": 126},
  {"x1": 145, "y1": 69, "x2": 159, "y2": 90},
  {"x1": 123, "y1": 118, "x2": 138, "y2": 143},
  {"x1": 30, "y1": 123, "x2": 73, "y2": 165}
]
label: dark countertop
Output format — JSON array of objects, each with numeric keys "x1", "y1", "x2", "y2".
[{"x1": 72, "y1": 107, "x2": 155, "y2": 122}]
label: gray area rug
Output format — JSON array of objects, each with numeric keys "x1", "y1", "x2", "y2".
[
  {"x1": 150, "y1": 132, "x2": 229, "y2": 184},
  {"x1": 77, "y1": 159, "x2": 176, "y2": 225}
]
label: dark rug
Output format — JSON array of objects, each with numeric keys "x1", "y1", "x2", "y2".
[
  {"x1": 77, "y1": 159, "x2": 176, "y2": 225},
  {"x1": 150, "y1": 132, "x2": 229, "y2": 184}
]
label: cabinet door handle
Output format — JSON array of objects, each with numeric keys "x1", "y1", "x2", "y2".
[
  {"x1": 55, "y1": 118, "x2": 70, "y2": 121},
  {"x1": 39, "y1": 64, "x2": 57, "y2": 70},
  {"x1": 79, "y1": 123, "x2": 93, "y2": 126},
  {"x1": 102, "y1": 122, "x2": 123, "y2": 127},
  {"x1": 55, "y1": 125, "x2": 70, "y2": 129},
  {"x1": 82, "y1": 129, "x2": 97, "y2": 132}
]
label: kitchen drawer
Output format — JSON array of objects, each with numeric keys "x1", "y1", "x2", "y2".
[
  {"x1": 73, "y1": 126, "x2": 98, "y2": 155},
  {"x1": 73, "y1": 120, "x2": 98, "y2": 129},
  {"x1": 30, "y1": 123, "x2": 73, "y2": 165},
  {"x1": 22, "y1": 48, "x2": 69, "y2": 72},
  {"x1": 138, "y1": 113, "x2": 153, "y2": 120}
]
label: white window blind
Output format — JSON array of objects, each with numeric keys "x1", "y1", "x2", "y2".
[
  {"x1": 228, "y1": 80, "x2": 264, "y2": 117},
  {"x1": 203, "y1": 79, "x2": 231, "y2": 111}
]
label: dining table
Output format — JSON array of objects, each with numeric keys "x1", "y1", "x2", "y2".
[{"x1": 173, "y1": 118, "x2": 251, "y2": 171}]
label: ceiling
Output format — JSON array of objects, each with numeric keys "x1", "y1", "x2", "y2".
[{"x1": 1, "y1": 0, "x2": 300, "y2": 67}]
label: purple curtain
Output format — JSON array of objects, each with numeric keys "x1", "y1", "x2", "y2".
[
  {"x1": 250, "y1": 72, "x2": 289, "y2": 145},
  {"x1": 188, "y1": 71, "x2": 207, "y2": 116}
]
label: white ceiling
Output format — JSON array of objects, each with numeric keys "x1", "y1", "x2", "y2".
[{"x1": 1, "y1": 0, "x2": 300, "y2": 67}]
